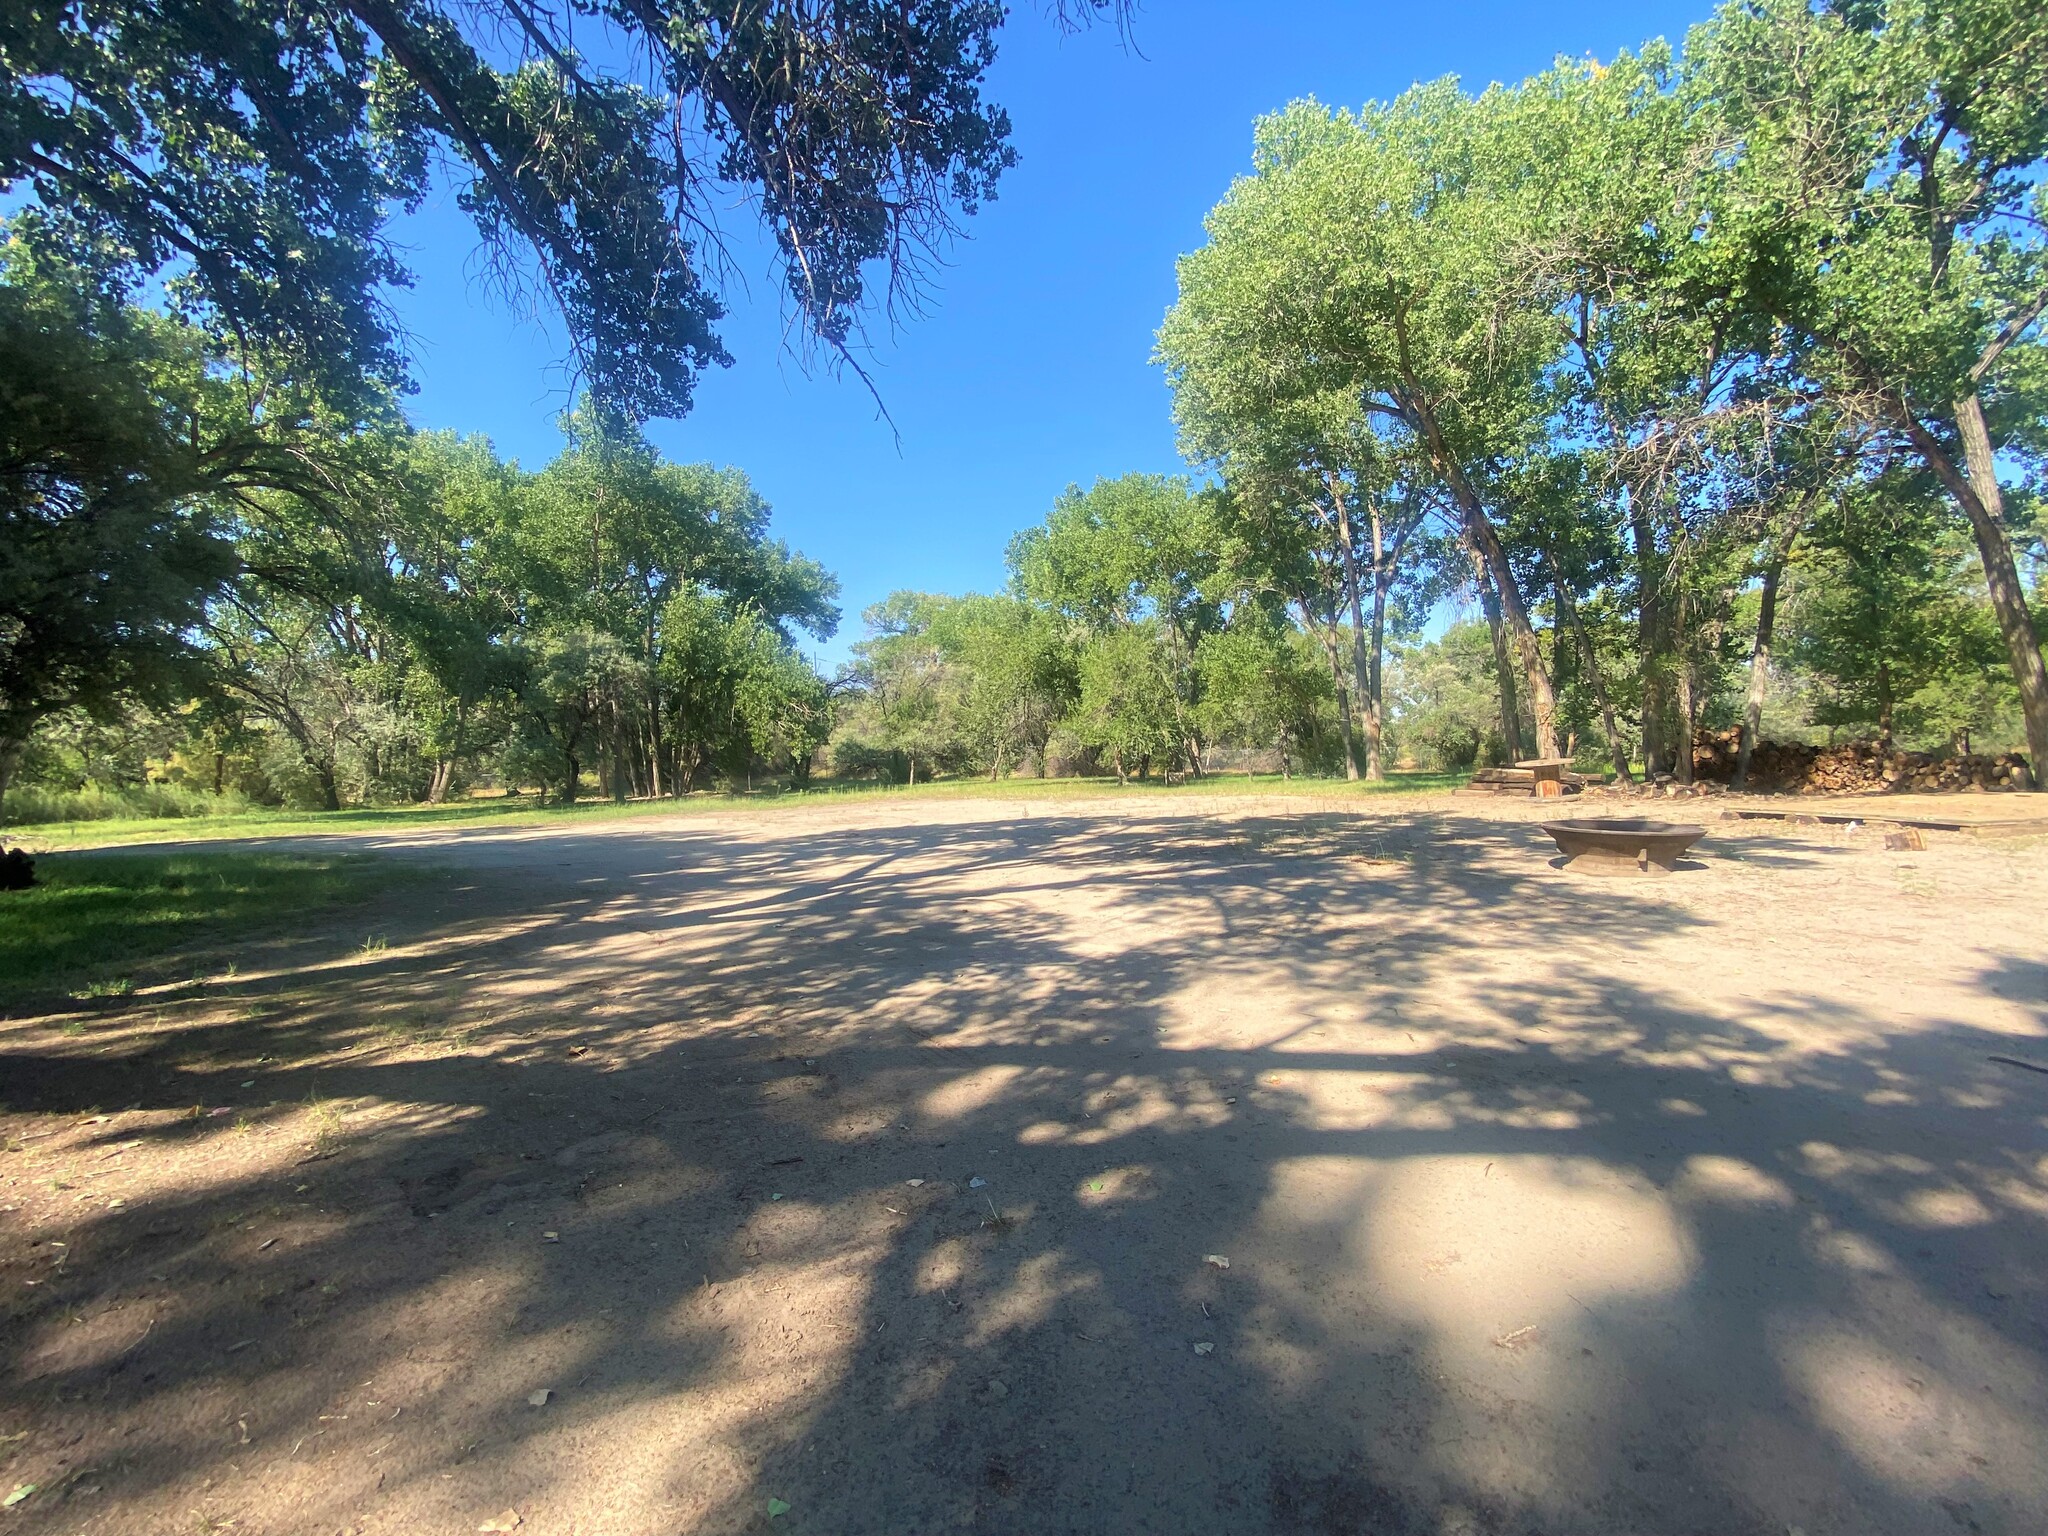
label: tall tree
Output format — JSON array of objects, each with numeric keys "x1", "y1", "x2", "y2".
[
  {"x1": 1008, "y1": 475, "x2": 1221, "y2": 774},
  {"x1": 1690, "y1": 0, "x2": 2048, "y2": 774},
  {"x1": 1159, "y1": 89, "x2": 1567, "y2": 758},
  {"x1": 0, "y1": 245, "x2": 273, "y2": 816}
]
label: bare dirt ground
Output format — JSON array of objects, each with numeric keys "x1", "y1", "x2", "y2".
[{"x1": 3, "y1": 791, "x2": 2046, "y2": 1536}]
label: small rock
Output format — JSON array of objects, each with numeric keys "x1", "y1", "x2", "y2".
[
  {"x1": 906, "y1": 1179, "x2": 925, "y2": 1187},
  {"x1": 1193, "y1": 1342, "x2": 1215, "y2": 1356},
  {"x1": 527, "y1": 1389, "x2": 551, "y2": 1407},
  {"x1": 1884, "y1": 828, "x2": 1925, "y2": 851},
  {"x1": 478, "y1": 1511, "x2": 522, "y2": 1532},
  {"x1": 968, "y1": 1177, "x2": 988, "y2": 1189},
  {"x1": 1203, "y1": 1254, "x2": 1231, "y2": 1270},
  {"x1": 987, "y1": 1379, "x2": 1009, "y2": 1399},
  {"x1": 541, "y1": 1231, "x2": 560, "y2": 1243}
]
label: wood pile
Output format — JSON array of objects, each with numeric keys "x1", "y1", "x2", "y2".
[
  {"x1": 1689, "y1": 728, "x2": 2034, "y2": 794},
  {"x1": 1457, "y1": 766, "x2": 1592, "y2": 797}
]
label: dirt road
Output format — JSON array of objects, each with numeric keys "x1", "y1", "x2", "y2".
[{"x1": 3, "y1": 794, "x2": 2045, "y2": 1534}]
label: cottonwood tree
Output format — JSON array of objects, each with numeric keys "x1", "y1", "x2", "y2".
[
  {"x1": 0, "y1": 243, "x2": 280, "y2": 816},
  {"x1": 1688, "y1": 0, "x2": 2048, "y2": 770},
  {"x1": 1007, "y1": 475, "x2": 1222, "y2": 774},
  {"x1": 1160, "y1": 90, "x2": 1567, "y2": 758}
]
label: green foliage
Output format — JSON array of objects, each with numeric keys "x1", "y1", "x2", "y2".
[
  {"x1": 0, "y1": 781, "x2": 248, "y2": 828},
  {"x1": 0, "y1": 251, "x2": 243, "y2": 808},
  {"x1": 1387, "y1": 622, "x2": 1516, "y2": 772},
  {"x1": 1070, "y1": 624, "x2": 1186, "y2": 781},
  {"x1": 1194, "y1": 615, "x2": 1336, "y2": 775},
  {"x1": 1785, "y1": 480, "x2": 2019, "y2": 747},
  {"x1": 0, "y1": 0, "x2": 1094, "y2": 417},
  {"x1": 8, "y1": 0, "x2": 2045, "y2": 812}
]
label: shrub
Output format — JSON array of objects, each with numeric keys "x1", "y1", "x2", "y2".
[{"x1": 1, "y1": 782, "x2": 249, "y2": 825}]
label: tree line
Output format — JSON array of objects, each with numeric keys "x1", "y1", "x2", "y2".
[
  {"x1": 3, "y1": 0, "x2": 2044, "y2": 817},
  {"x1": 1152, "y1": 0, "x2": 2046, "y2": 787},
  {"x1": 0, "y1": 236, "x2": 837, "y2": 818},
  {"x1": 838, "y1": 0, "x2": 2047, "y2": 792}
]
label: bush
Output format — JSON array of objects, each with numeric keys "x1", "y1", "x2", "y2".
[
  {"x1": 1, "y1": 782, "x2": 249, "y2": 826},
  {"x1": 829, "y1": 738, "x2": 907, "y2": 783}
]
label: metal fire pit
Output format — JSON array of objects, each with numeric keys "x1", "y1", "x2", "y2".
[{"x1": 1540, "y1": 818, "x2": 1706, "y2": 876}]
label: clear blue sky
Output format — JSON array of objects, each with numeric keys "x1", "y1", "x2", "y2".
[{"x1": 385, "y1": 0, "x2": 1709, "y2": 667}]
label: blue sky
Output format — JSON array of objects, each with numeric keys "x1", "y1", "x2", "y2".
[{"x1": 385, "y1": 0, "x2": 1708, "y2": 668}]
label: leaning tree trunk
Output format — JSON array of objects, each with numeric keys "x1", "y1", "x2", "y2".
[
  {"x1": 1403, "y1": 365, "x2": 1560, "y2": 757},
  {"x1": 1461, "y1": 506, "x2": 1556, "y2": 759},
  {"x1": 1902, "y1": 400, "x2": 2048, "y2": 784},
  {"x1": 1466, "y1": 540, "x2": 1525, "y2": 764}
]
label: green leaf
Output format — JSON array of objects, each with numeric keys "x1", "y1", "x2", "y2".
[
  {"x1": 2, "y1": 1485, "x2": 35, "y2": 1507},
  {"x1": 767, "y1": 1496, "x2": 791, "y2": 1518}
]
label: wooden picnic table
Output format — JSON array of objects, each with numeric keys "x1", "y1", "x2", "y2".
[{"x1": 1515, "y1": 757, "x2": 1574, "y2": 798}]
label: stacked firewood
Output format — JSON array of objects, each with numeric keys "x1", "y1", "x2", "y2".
[{"x1": 1689, "y1": 727, "x2": 2033, "y2": 793}]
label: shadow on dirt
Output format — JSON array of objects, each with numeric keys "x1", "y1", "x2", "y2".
[{"x1": 1, "y1": 809, "x2": 2042, "y2": 1535}]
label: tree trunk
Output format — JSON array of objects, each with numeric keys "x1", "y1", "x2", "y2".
[
  {"x1": 1546, "y1": 551, "x2": 1631, "y2": 783},
  {"x1": 1672, "y1": 585, "x2": 1696, "y2": 785},
  {"x1": 1630, "y1": 495, "x2": 1668, "y2": 778},
  {"x1": 1734, "y1": 533, "x2": 1792, "y2": 791},
  {"x1": 1463, "y1": 502, "x2": 1556, "y2": 757},
  {"x1": 1399, "y1": 357, "x2": 1559, "y2": 756},
  {"x1": 1367, "y1": 553, "x2": 1390, "y2": 780},
  {"x1": 1902, "y1": 397, "x2": 2048, "y2": 782},
  {"x1": 1335, "y1": 686, "x2": 1359, "y2": 779},
  {"x1": 1302, "y1": 604, "x2": 1359, "y2": 780},
  {"x1": 1467, "y1": 539, "x2": 1524, "y2": 764},
  {"x1": 317, "y1": 763, "x2": 341, "y2": 813},
  {"x1": 1330, "y1": 484, "x2": 1385, "y2": 781}
]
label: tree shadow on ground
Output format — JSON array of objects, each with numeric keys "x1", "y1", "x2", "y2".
[{"x1": 1, "y1": 808, "x2": 2043, "y2": 1535}]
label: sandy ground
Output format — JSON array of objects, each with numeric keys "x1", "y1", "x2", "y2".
[{"x1": 2, "y1": 791, "x2": 2046, "y2": 1536}]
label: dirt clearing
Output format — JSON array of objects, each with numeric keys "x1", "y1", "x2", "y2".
[{"x1": 3, "y1": 793, "x2": 2045, "y2": 1535}]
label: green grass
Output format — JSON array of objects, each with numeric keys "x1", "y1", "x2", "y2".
[
  {"x1": 5, "y1": 770, "x2": 1467, "y2": 852},
  {"x1": 0, "y1": 852, "x2": 402, "y2": 1010}
]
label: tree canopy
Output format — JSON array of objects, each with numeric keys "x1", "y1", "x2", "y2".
[{"x1": 1, "y1": 0, "x2": 1124, "y2": 417}]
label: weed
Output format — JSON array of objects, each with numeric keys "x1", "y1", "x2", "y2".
[{"x1": 303, "y1": 1094, "x2": 349, "y2": 1159}]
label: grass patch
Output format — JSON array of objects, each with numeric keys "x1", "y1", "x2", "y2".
[
  {"x1": 8, "y1": 770, "x2": 1468, "y2": 851},
  {"x1": 0, "y1": 852, "x2": 406, "y2": 1010}
]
